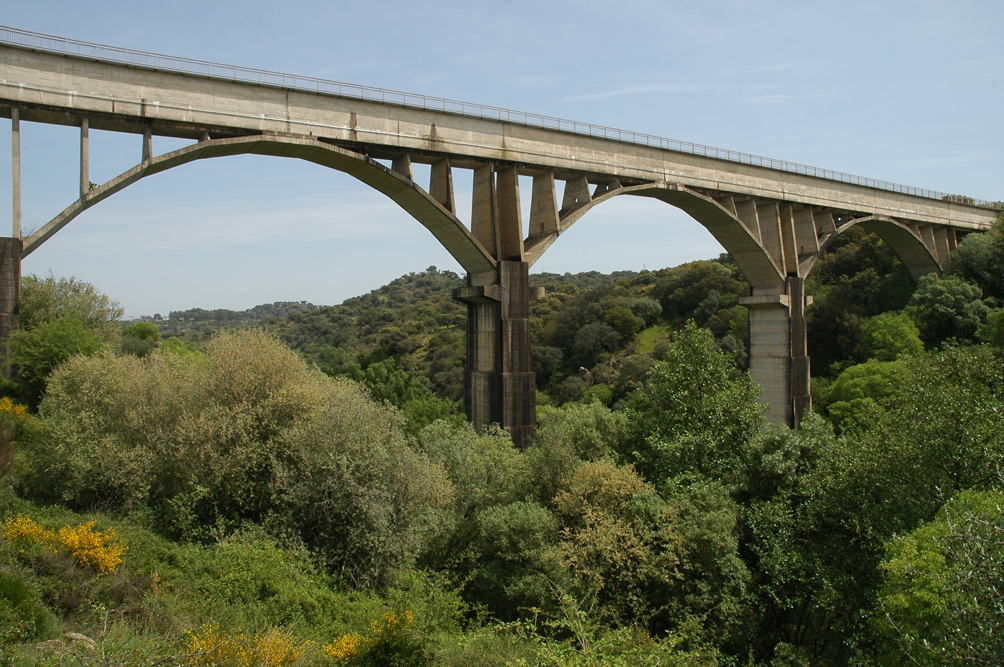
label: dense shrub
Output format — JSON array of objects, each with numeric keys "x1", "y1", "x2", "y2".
[{"x1": 19, "y1": 330, "x2": 451, "y2": 587}]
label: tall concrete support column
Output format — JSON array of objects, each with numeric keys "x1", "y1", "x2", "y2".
[
  {"x1": 741, "y1": 277, "x2": 811, "y2": 427},
  {"x1": 0, "y1": 238, "x2": 22, "y2": 370},
  {"x1": 454, "y1": 261, "x2": 536, "y2": 448}
]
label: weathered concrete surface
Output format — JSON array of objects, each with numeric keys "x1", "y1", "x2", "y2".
[
  {"x1": 19, "y1": 134, "x2": 498, "y2": 277},
  {"x1": 0, "y1": 239, "x2": 20, "y2": 376},
  {"x1": 0, "y1": 45, "x2": 995, "y2": 234},
  {"x1": 454, "y1": 261, "x2": 536, "y2": 448}
]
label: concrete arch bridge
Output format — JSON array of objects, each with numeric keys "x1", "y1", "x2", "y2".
[{"x1": 0, "y1": 26, "x2": 998, "y2": 445}]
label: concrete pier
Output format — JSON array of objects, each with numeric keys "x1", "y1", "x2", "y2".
[
  {"x1": 454, "y1": 261, "x2": 536, "y2": 448},
  {"x1": 0, "y1": 238, "x2": 21, "y2": 373},
  {"x1": 742, "y1": 277, "x2": 811, "y2": 427}
]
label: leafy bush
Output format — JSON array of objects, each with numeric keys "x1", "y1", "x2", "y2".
[
  {"x1": 907, "y1": 273, "x2": 990, "y2": 346},
  {"x1": 624, "y1": 322, "x2": 764, "y2": 487},
  {"x1": 876, "y1": 489, "x2": 1004, "y2": 665},
  {"x1": 7, "y1": 317, "x2": 105, "y2": 407},
  {"x1": 19, "y1": 330, "x2": 451, "y2": 587}
]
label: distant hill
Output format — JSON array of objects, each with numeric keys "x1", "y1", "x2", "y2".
[
  {"x1": 141, "y1": 301, "x2": 317, "y2": 340},
  {"x1": 137, "y1": 237, "x2": 915, "y2": 408}
]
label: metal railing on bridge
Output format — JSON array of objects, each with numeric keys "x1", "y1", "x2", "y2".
[{"x1": 1, "y1": 25, "x2": 1000, "y2": 210}]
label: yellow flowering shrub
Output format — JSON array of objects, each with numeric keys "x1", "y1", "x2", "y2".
[
  {"x1": 2, "y1": 514, "x2": 57, "y2": 551},
  {"x1": 185, "y1": 623, "x2": 309, "y2": 667},
  {"x1": 0, "y1": 397, "x2": 31, "y2": 420},
  {"x1": 323, "y1": 611, "x2": 417, "y2": 665},
  {"x1": 58, "y1": 521, "x2": 127, "y2": 573},
  {"x1": 323, "y1": 633, "x2": 363, "y2": 662},
  {"x1": 2, "y1": 515, "x2": 126, "y2": 573}
]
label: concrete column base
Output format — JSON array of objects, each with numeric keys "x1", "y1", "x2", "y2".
[
  {"x1": 741, "y1": 277, "x2": 811, "y2": 428},
  {"x1": 0, "y1": 239, "x2": 21, "y2": 373},
  {"x1": 454, "y1": 261, "x2": 537, "y2": 448}
]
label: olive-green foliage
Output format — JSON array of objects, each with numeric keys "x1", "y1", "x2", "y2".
[
  {"x1": 823, "y1": 359, "x2": 905, "y2": 431},
  {"x1": 649, "y1": 260, "x2": 748, "y2": 324},
  {"x1": 158, "y1": 336, "x2": 204, "y2": 359},
  {"x1": 415, "y1": 422, "x2": 560, "y2": 619},
  {"x1": 351, "y1": 358, "x2": 463, "y2": 436},
  {"x1": 876, "y1": 489, "x2": 1004, "y2": 666},
  {"x1": 949, "y1": 213, "x2": 1004, "y2": 301},
  {"x1": 273, "y1": 267, "x2": 468, "y2": 401},
  {"x1": 624, "y1": 321, "x2": 764, "y2": 487},
  {"x1": 19, "y1": 274, "x2": 123, "y2": 342},
  {"x1": 20, "y1": 329, "x2": 451, "y2": 587},
  {"x1": 122, "y1": 322, "x2": 160, "y2": 341},
  {"x1": 120, "y1": 321, "x2": 162, "y2": 358},
  {"x1": 536, "y1": 403, "x2": 627, "y2": 464},
  {"x1": 629, "y1": 297, "x2": 662, "y2": 327},
  {"x1": 906, "y1": 273, "x2": 990, "y2": 346},
  {"x1": 805, "y1": 229, "x2": 915, "y2": 376},
  {"x1": 579, "y1": 383, "x2": 613, "y2": 406},
  {"x1": 7, "y1": 317, "x2": 106, "y2": 407},
  {"x1": 0, "y1": 496, "x2": 468, "y2": 665},
  {"x1": 856, "y1": 312, "x2": 924, "y2": 362},
  {"x1": 283, "y1": 382, "x2": 453, "y2": 588},
  {"x1": 553, "y1": 460, "x2": 683, "y2": 630},
  {"x1": 0, "y1": 571, "x2": 55, "y2": 646},
  {"x1": 660, "y1": 480, "x2": 749, "y2": 646},
  {"x1": 979, "y1": 308, "x2": 1004, "y2": 347},
  {"x1": 743, "y1": 347, "x2": 1004, "y2": 664},
  {"x1": 527, "y1": 403, "x2": 627, "y2": 510}
]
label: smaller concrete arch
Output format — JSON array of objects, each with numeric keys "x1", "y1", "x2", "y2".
[
  {"x1": 808, "y1": 215, "x2": 942, "y2": 281},
  {"x1": 525, "y1": 180, "x2": 785, "y2": 291},
  {"x1": 22, "y1": 134, "x2": 498, "y2": 276}
]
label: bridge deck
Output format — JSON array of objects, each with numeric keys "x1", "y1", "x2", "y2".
[{"x1": 0, "y1": 38, "x2": 997, "y2": 232}]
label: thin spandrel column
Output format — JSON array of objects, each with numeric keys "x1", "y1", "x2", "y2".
[
  {"x1": 12, "y1": 108, "x2": 20, "y2": 239},
  {"x1": 80, "y1": 117, "x2": 90, "y2": 198}
]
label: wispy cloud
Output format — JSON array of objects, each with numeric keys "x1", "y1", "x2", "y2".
[
  {"x1": 563, "y1": 83, "x2": 712, "y2": 103},
  {"x1": 743, "y1": 94, "x2": 796, "y2": 105}
]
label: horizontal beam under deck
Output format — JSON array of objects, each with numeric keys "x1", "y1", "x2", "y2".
[{"x1": 0, "y1": 45, "x2": 996, "y2": 233}]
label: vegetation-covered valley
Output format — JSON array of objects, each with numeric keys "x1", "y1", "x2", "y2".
[{"x1": 1, "y1": 214, "x2": 1003, "y2": 666}]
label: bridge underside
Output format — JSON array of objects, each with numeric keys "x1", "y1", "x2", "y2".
[{"x1": 1, "y1": 40, "x2": 998, "y2": 439}]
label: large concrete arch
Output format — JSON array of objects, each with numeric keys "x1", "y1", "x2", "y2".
[
  {"x1": 808, "y1": 215, "x2": 942, "y2": 281},
  {"x1": 22, "y1": 134, "x2": 497, "y2": 275}
]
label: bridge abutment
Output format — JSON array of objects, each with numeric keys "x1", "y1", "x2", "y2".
[
  {"x1": 0, "y1": 238, "x2": 21, "y2": 376},
  {"x1": 742, "y1": 276, "x2": 811, "y2": 427},
  {"x1": 454, "y1": 260, "x2": 537, "y2": 448}
]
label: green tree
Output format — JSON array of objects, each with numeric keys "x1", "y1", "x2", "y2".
[
  {"x1": 553, "y1": 460, "x2": 683, "y2": 630},
  {"x1": 120, "y1": 321, "x2": 162, "y2": 358},
  {"x1": 856, "y1": 311, "x2": 924, "y2": 361},
  {"x1": 876, "y1": 489, "x2": 1004, "y2": 666},
  {"x1": 823, "y1": 359, "x2": 906, "y2": 431},
  {"x1": 629, "y1": 297, "x2": 662, "y2": 326},
  {"x1": 949, "y1": 213, "x2": 1004, "y2": 301},
  {"x1": 978, "y1": 308, "x2": 1004, "y2": 348},
  {"x1": 624, "y1": 321, "x2": 765, "y2": 487},
  {"x1": 906, "y1": 273, "x2": 989, "y2": 346},
  {"x1": 19, "y1": 273, "x2": 123, "y2": 342},
  {"x1": 7, "y1": 317, "x2": 105, "y2": 407}
]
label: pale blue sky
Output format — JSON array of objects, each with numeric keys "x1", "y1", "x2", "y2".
[{"x1": 1, "y1": 1, "x2": 1002, "y2": 316}]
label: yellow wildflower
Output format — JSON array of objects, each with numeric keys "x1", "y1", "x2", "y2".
[
  {"x1": 58, "y1": 521, "x2": 127, "y2": 574},
  {"x1": 323, "y1": 633, "x2": 364, "y2": 663},
  {"x1": 2, "y1": 515, "x2": 57, "y2": 551},
  {"x1": 186, "y1": 623, "x2": 308, "y2": 666}
]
